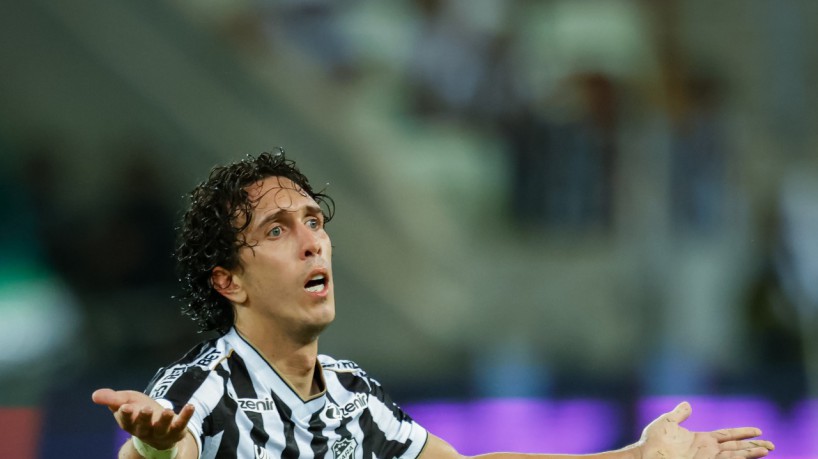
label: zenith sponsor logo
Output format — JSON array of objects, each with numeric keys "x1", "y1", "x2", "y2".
[
  {"x1": 324, "y1": 393, "x2": 368, "y2": 420},
  {"x1": 238, "y1": 398, "x2": 277, "y2": 412}
]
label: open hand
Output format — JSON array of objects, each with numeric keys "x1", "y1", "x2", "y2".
[
  {"x1": 92, "y1": 388, "x2": 194, "y2": 451},
  {"x1": 638, "y1": 402, "x2": 774, "y2": 459}
]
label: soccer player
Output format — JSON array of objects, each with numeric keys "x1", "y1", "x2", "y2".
[{"x1": 93, "y1": 150, "x2": 774, "y2": 459}]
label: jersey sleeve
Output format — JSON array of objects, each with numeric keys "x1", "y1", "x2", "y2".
[{"x1": 365, "y1": 376, "x2": 428, "y2": 459}]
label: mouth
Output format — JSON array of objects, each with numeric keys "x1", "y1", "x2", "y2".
[{"x1": 304, "y1": 272, "x2": 329, "y2": 294}]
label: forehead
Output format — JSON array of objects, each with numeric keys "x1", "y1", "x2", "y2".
[{"x1": 246, "y1": 176, "x2": 316, "y2": 213}]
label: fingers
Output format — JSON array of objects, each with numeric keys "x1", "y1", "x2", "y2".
[
  {"x1": 153, "y1": 409, "x2": 176, "y2": 434},
  {"x1": 711, "y1": 427, "x2": 765, "y2": 442},
  {"x1": 706, "y1": 423, "x2": 774, "y2": 459},
  {"x1": 155, "y1": 405, "x2": 194, "y2": 437},
  {"x1": 137, "y1": 407, "x2": 159, "y2": 438},
  {"x1": 113, "y1": 402, "x2": 195, "y2": 450},
  {"x1": 95, "y1": 387, "x2": 195, "y2": 452},
  {"x1": 719, "y1": 439, "x2": 775, "y2": 452},
  {"x1": 716, "y1": 446, "x2": 771, "y2": 458},
  {"x1": 117, "y1": 404, "x2": 152, "y2": 435},
  {"x1": 714, "y1": 436, "x2": 774, "y2": 459},
  {"x1": 171, "y1": 404, "x2": 195, "y2": 432}
]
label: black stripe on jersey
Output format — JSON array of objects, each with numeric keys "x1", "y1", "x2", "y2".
[
  {"x1": 333, "y1": 371, "x2": 370, "y2": 395},
  {"x1": 144, "y1": 368, "x2": 166, "y2": 394},
  {"x1": 307, "y1": 407, "x2": 329, "y2": 459},
  {"x1": 271, "y1": 391, "x2": 300, "y2": 459},
  {"x1": 212, "y1": 364, "x2": 240, "y2": 459},
  {"x1": 155, "y1": 365, "x2": 211, "y2": 412},
  {"x1": 227, "y1": 353, "x2": 271, "y2": 448},
  {"x1": 359, "y1": 407, "x2": 414, "y2": 459},
  {"x1": 368, "y1": 380, "x2": 415, "y2": 424},
  {"x1": 334, "y1": 372, "x2": 414, "y2": 458}
]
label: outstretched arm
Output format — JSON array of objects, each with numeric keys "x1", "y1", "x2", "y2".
[
  {"x1": 419, "y1": 402, "x2": 774, "y2": 459},
  {"x1": 92, "y1": 388, "x2": 199, "y2": 459}
]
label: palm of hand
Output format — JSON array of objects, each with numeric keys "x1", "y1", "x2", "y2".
[
  {"x1": 92, "y1": 388, "x2": 194, "y2": 450},
  {"x1": 637, "y1": 402, "x2": 773, "y2": 459},
  {"x1": 641, "y1": 415, "x2": 719, "y2": 459}
]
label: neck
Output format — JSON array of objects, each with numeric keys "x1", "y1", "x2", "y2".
[{"x1": 234, "y1": 320, "x2": 322, "y2": 399}]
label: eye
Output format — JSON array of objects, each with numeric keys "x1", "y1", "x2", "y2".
[
  {"x1": 306, "y1": 218, "x2": 322, "y2": 230},
  {"x1": 268, "y1": 226, "x2": 283, "y2": 237}
]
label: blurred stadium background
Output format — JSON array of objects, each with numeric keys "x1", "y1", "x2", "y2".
[{"x1": 1, "y1": 0, "x2": 817, "y2": 457}]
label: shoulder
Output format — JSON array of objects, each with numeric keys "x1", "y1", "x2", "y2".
[
  {"x1": 319, "y1": 354, "x2": 387, "y2": 395},
  {"x1": 146, "y1": 336, "x2": 234, "y2": 398},
  {"x1": 169, "y1": 335, "x2": 233, "y2": 371},
  {"x1": 319, "y1": 354, "x2": 368, "y2": 376}
]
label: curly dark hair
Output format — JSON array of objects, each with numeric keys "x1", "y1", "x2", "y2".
[{"x1": 175, "y1": 148, "x2": 334, "y2": 334}]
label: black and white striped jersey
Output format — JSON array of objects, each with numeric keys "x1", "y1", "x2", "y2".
[{"x1": 144, "y1": 328, "x2": 428, "y2": 459}]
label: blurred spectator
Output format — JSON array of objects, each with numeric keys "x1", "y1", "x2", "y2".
[
  {"x1": 468, "y1": 31, "x2": 531, "y2": 129},
  {"x1": 17, "y1": 143, "x2": 75, "y2": 273},
  {"x1": 260, "y1": 0, "x2": 360, "y2": 81},
  {"x1": 503, "y1": 73, "x2": 619, "y2": 232},
  {"x1": 405, "y1": 0, "x2": 489, "y2": 120},
  {"x1": 741, "y1": 201, "x2": 807, "y2": 407},
  {"x1": 668, "y1": 73, "x2": 729, "y2": 235},
  {"x1": 771, "y1": 171, "x2": 818, "y2": 400}
]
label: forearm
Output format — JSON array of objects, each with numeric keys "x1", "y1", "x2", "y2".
[
  {"x1": 469, "y1": 445, "x2": 640, "y2": 459},
  {"x1": 421, "y1": 433, "x2": 641, "y2": 459}
]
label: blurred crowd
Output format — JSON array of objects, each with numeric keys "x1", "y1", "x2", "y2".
[{"x1": 194, "y1": 0, "x2": 817, "y2": 402}]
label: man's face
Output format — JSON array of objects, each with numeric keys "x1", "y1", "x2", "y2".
[{"x1": 231, "y1": 176, "x2": 334, "y2": 340}]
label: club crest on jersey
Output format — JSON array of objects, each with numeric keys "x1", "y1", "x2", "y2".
[
  {"x1": 332, "y1": 437, "x2": 358, "y2": 459},
  {"x1": 254, "y1": 444, "x2": 272, "y2": 459},
  {"x1": 324, "y1": 393, "x2": 368, "y2": 420}
]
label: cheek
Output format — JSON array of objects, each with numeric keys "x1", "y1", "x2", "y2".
[
  {"x1": 244, "y1": 255, "x2": 289, "y2": 288},
  {"x1": 322, "y1": 235, "x2": 333, "y2": 256}
]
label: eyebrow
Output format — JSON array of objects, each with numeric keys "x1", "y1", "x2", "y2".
[{"x1": 252, "y1": 203, "x2": 324, "y2": 232}]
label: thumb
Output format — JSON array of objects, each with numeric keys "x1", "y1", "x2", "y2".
[
  {"x1": 665, "y1": 401, "x2": 692, "y2": 425},
  {"x1": 92, "y1": 388, "x2": 140, "y2": 410},
  {"x1": 92, "y1": 388, "x2": 119, "y2": 406}
]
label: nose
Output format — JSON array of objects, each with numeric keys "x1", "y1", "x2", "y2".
[{"x1": 298, "y1": 225, "x2": 322, "y2": 259}]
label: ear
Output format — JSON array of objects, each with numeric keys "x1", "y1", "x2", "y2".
[{"x1": 211, "y1": 266, "x2": 248, "y2": 305}]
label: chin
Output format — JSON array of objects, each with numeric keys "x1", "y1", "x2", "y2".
[
  {"x1": 299, "y1": 320, "x2": 333, "y2": 343},
  {"x1": 305, "y1": 309, "x2": 336, "y2": 335}
]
